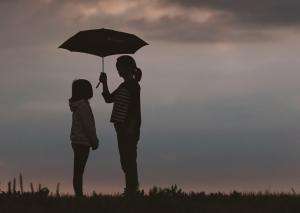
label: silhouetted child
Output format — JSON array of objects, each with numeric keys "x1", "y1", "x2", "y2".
[
  {"x1": 69, "y1": 79, "x2": 99, "y2": 197},
  {"x1": 99, "y1": 55, "x2": 142, "y2": 195}
]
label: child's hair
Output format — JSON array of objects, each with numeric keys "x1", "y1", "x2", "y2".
[
  {"x1": 70, "y1": 79, "x2": 93, "y2": 101},
  {"x1": 116, "y1": 55, "x2": 142, "y2": 82}
]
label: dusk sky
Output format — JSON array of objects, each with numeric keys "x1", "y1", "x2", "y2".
[{"x1": 1, "y1": 0, "x2": 300, "y2": 194}]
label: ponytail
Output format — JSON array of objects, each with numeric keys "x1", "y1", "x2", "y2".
[
  {"x1": 116, "y1": 55, "x2": 142, "y2": 82},
  {"x1": 134, "y1": 67, "x2": 142, "y2": 82}
]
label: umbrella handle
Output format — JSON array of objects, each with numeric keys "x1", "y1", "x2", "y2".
[
  {"x1": 96, "y1": 57, "x2": 105, "y2": 88},
  {"x1": 96, "y1": 82, "x2": 101, "y2": 88}
]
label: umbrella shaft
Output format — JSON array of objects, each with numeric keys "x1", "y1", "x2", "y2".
[
  {"x1": 96, "y1": 57, "x2": 104, "y2": 88},
  {"x1": 102, "y1": 57, "x2": 104, "y2": 73}
]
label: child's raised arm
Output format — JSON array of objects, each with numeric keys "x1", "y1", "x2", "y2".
[{"x1": 99, "y1": 72, "x2": 115, "y2": 103}]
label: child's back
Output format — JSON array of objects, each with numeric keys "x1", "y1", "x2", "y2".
[{"x1": 69, "y1": 99, "x2": 98, "y2": 147}]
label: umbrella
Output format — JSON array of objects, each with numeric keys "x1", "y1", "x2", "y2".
[{"x1": 59, "y1": 28, "x2": 148, "y2": 87}]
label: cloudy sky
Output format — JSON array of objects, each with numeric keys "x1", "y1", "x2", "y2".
[{"x1": 1, "y1": 0, "x2": 300, "y2": 194}]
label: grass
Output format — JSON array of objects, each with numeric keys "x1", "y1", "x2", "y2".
[
  {"x1": 1, "y1": 185, "x2": 300, "y2": 213},
  {"x1": 1, "y1": 175, "x2": 300, "y2": 212}
]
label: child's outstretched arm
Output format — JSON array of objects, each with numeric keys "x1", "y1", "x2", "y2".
[{"x1": 78, "y1": 103, "x2": 99, "y2": 150}]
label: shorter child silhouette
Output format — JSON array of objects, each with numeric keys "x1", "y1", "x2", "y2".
[{"x1": 69, "y1": 79, "x2": 99, "y2": 196}]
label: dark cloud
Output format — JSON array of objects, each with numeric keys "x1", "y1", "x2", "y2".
[
  {"x1": 165, "y1": 0, "x2": 300, "y2": 27},
  {"x1": 126, "y1": 0, "x2": 300, "y2": 43},
  {"x1": 128, "y1": 16, "x2": 273, "y2": 43},
  {"x1": 1, "y1": 0, "x2": 299, "y2": 45}
]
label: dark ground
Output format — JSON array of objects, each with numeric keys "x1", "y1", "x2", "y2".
[{"x1": 1, "y1": 186, "x2": 300, "y2": 213}]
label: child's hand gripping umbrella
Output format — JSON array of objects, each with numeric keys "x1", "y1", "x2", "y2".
[{"x1": 59, "y1": 28, "x2": 148, "y2": 88}]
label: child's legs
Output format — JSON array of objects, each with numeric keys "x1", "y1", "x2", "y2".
[
  {"x1": 124, "y1": 139, "x2": 139, "y2": 192},
  {"x1": 115, "y1": 125, "x2": 139, "y2": 192},
  {"x1": 72, "y1": 143, "x2": 90, "y2": 196}
]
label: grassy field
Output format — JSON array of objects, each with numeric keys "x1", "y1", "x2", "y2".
[{"x1": 1, "y1": 185, "x2": 300, "y2": 213}]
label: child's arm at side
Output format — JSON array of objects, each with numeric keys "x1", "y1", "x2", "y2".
[{"x1": 78, "y1": 103, "x2": 99, "y2": 149}]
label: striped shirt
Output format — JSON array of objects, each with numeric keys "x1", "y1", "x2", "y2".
[{"x1": 110, "y1": 86, "x2": 131, "y2": 123}]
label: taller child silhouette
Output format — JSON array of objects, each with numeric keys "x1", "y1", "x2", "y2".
[{"x1": 99, "y1": 55, "x2": 142, "y2": 195}]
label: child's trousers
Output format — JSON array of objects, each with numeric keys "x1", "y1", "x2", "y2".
[
  {"x1": 72, "y1": 143, "x2": 90, "y2": 196},
  {"x1": 114, "y1": 123, "x2": 140, "y2": 193}
]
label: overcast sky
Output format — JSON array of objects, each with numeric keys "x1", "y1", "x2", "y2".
[{"x1": 1, "y1": 0, "x2": 300, "y2": 194}]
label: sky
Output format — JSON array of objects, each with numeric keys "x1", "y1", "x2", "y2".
[{"x1": 1, "y1": 0, "x2": 300, "y2": 194}]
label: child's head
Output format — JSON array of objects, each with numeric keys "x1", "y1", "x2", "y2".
[
  {"x1": 116, "y1": 55, "x2": 142, "y2": 82},
  {"x1": 70, "y1": 79, "x2": 93, "y2": 101}
]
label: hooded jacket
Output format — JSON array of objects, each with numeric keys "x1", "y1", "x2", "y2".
[{"x1": 69, "y1": 99, "x2": 99, "y2": 147}]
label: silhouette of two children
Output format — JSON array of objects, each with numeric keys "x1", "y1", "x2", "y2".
[{"x1": 69, "y1": 55, "x2": 142, "y2": 196}]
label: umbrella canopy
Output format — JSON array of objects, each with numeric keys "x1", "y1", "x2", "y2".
[
  {"x1": 59, "y1": 28, "x2": 148, "y2": 88},
  {"x1": 59, "y1": 28, "x2": 148, "y2": 57}
]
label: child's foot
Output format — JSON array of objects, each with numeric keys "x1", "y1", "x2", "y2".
[{"x1": 122, "y1": 188, "x2": 143, "y2": 198}]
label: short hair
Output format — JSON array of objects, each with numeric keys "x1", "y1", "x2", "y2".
[{"x1": 70, "y1": 79, "x2": 93, "y2": 101}]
